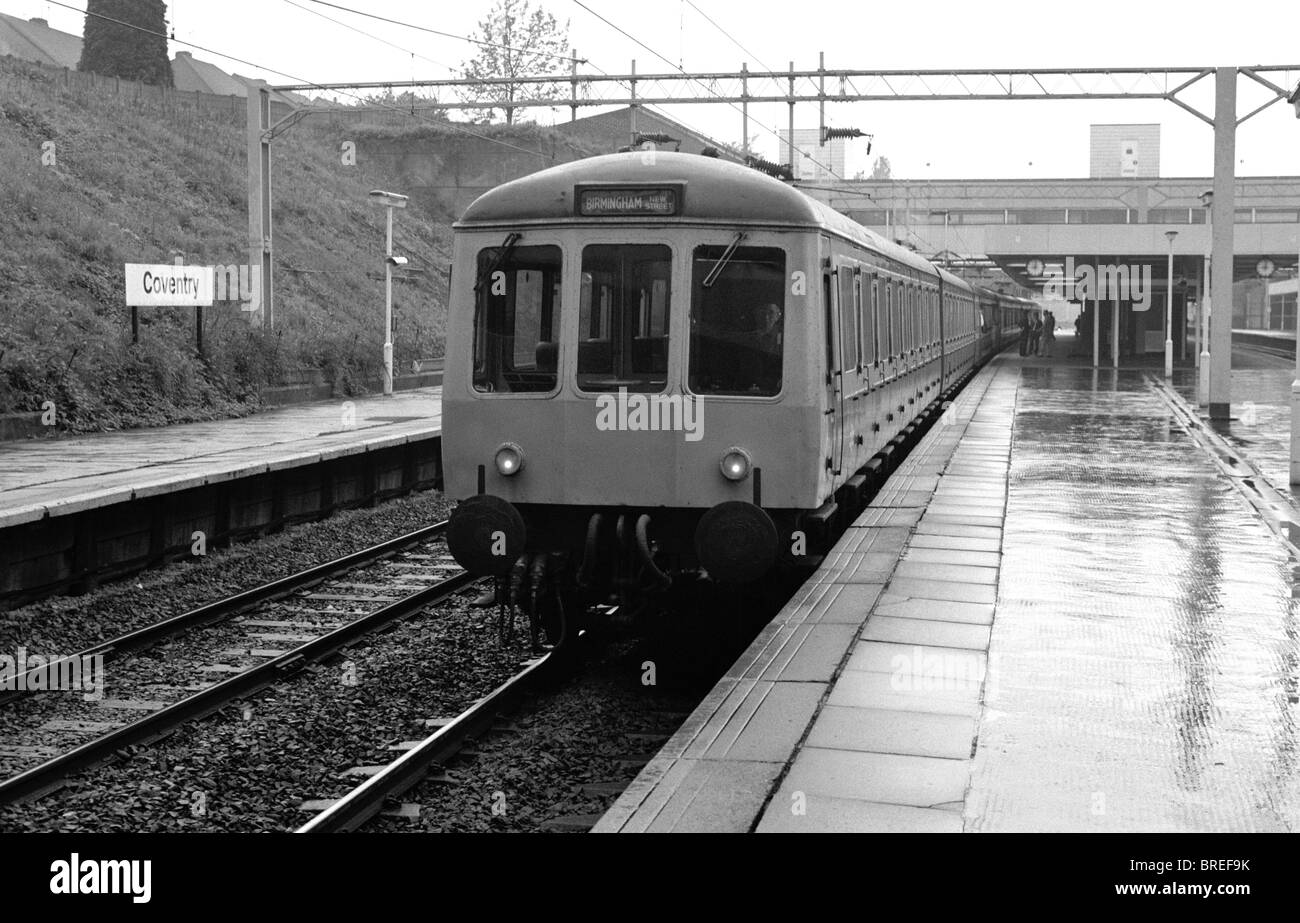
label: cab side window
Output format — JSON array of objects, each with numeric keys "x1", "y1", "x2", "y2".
[
  {"x1": 473, "y1": 244, "x2": 560, "y2": 393},
  {"x1": 689, "y1": 245, "x2": 786, "y2": 396}
]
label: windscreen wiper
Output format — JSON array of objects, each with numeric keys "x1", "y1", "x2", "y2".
[
  {"x1": 474, "y1": 232, "x2": 523, "y2": 293},
  {"x1": 702, "y1": 231, "x2": 748, "y2": 289}
]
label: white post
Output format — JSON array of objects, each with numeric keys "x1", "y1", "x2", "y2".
[
  {"x1": 1093, "y1": 254, "x2": 1100, "y2": 368},
  {"x1": 383, "y1": 205, "x2": 394, "y2": 396},
  {"x1": 1193, "y1": 247, "x2": 1203, "y2": 368},
  {"x1": 1208, "y1": 67, "x2": 1236, "y2": 420},
  {"x1": 1112, "y1": 291, "x2": 1119, "y2": 369},
  {"x1": 1199, "y1": 213, "x2": 1212, "y2": 406},
  {"x1": 1165, "y1": 231, "x2": 1177, "y2": 378},
  {"x1": 1200, "y1": 293, "x2": 1212, "y2": 405}
]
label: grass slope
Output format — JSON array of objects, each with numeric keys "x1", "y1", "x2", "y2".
[{"x1": 0, "y1": 58, "x2": 582, "y2": 432}]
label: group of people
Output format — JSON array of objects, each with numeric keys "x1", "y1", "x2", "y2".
[{"x1": 1018, "y1": 311, "x2": 1056, "y2": 358}]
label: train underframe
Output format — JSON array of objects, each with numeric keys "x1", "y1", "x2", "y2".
[{"x1": 450, "y1": 407, "x2": 936, "y2": 651}]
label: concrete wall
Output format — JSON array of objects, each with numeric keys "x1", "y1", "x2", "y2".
[
  {"x1": 355, "y1": 127, "x2": 603, "y2": 219},
  {"x1": 554, "y1": 107, "x2": 743, "y2": 162}
]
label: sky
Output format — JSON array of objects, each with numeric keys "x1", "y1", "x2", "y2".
[{"x1": 7, "y1": 0, "x2": 1300, "y2": 179}]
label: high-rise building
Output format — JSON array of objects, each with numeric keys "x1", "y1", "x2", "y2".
[
  {"x1": 1089, "y1": 124, "x2": 1161, "y2": 178},
  {"x1": 778, "y1": 129, "x2": 847, "y2": 181}
]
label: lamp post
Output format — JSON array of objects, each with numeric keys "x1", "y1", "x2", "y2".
[
  {"x1": 930, "y1": 209, "x2": 950, "y2": 269},
  {"x1": 1165, "y1": 230, "x2": 1178, "y2": 378},
  {"x1": 368, "y1": 190, "x2": 409, "y2": 396},
  {"x1": 1288, "y1": 80, "x2": 1300, "y2": 482}
]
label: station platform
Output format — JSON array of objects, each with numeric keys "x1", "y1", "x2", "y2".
[
  {"x1": 595, "y1": 353, "x2": 1300, "y2": 833},
  {"x1": 0, "y1": 389, "x2": 442, "y2": 605},
  {"x1": 0, "y1": 388, "x2": 442, "y2": 527}
]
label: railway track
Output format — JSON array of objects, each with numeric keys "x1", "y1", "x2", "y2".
[
  {"x1": 295, "y1": 622, "x2": 700, "y2": 834},
  {"x1": 296, "y1": 650, "x2": 556, "y2": 832},
  {"x1": 0, "y1": 521, "x2": 475, "y2": 805},
  {"x1": 1232, "y1": 338, "x2": 1296, "y2": 362}
]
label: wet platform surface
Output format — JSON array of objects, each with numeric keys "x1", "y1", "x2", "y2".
[
  {"x1": 1170, "y1": 344, "x2": 1296, "y2": 504},
  {"x1": 972, "y1": 365, "x2": 1300, "y2": 832},
  {"x1": 597, "y1": 350, "x2": 1300, "y2": 833},
  {"x1": 0, "y1": 389, "x2": 441, "y2": 527}
]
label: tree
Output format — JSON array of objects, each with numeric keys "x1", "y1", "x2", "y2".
[
  {"x1": 459, "y1": 0, "x2": 570, "y2": 125},
  {"x1": 870, "y1": 156, "x2": 892, "y2": 180},
  {"x1": 361, "y1": 88, "x2": 445, "y2": 117},
  {"x1": 79, "y1": 0, "x2": 173, "y2": 87}
]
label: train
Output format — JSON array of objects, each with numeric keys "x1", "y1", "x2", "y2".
[{"x1": 441, "y1": 151, "x2": 1034, "y2": 640}]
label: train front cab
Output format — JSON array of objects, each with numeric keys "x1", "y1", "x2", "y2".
[{"x1": 443, "y1": 216, "x2": 833, "y2": 584}]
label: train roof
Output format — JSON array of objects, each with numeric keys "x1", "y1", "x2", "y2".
[
  {"x1": 457, "y1": 151, "x2": 955, "y2": 283},
  {"x1": 971, "y1": 282, "x2": 1038, "y2": 307}
]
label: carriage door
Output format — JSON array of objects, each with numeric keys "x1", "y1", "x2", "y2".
[{"x1": 823, "y1": 264, "x2": 844, "y2": 478}]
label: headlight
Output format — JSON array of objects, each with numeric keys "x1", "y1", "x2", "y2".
[
  {"x1": 719, "y1": 447, "x2": 752, "y2": 482},
  {"x1": 494, "y1": 442, "x2": 524, "y2": 476}
]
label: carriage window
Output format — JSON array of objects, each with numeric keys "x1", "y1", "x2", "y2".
[
  {"x1": 578, "y1": 244, "x2": 671, "y2": 392},
  {"x1": 917, "y1": 290, "x2": 924, "y2": 347},
  {"x1": 823, "y1": 275, "x2": 835, "y2": 372},
  {"x1": 922, "y1": 290, "x2": 931, "y2": 346},
  {"x1": 914, "y1": 288, "x2": 922, "y2": 349},
  {"x1": 473, "y1": 244, "x2": 560, "y2": 393},
  {"x1": 904, "y1": 286, "x2": 915, "y2": 353},
  {"x1": 839, "y1": 270, "x2": 858, "y2": 370},
  {"x1": 883, "y1": 283, "x2": 893, "y2": 359},
  {"x1": 911, "y1": 287, "x2": 919, "y2": 350},
  {"x1": 889, "y1": 282, "x2": 899, "y2": 358},
  {"x1": 865, "y1": 278, "x2": 878, "y2": 365},
  {"x1": 905, "y1": 286, "x2": 914, "y2": 352},
  {"x1": 689, "y1": 245, "x2": 786, "y2": 396},
  {"x1": 856, "y1": 274, "x2": 873, "y2": 369}
]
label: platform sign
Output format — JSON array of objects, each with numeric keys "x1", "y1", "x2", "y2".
[{"x1": 124, "y1": 264, "x2": 214, "y2": 307}]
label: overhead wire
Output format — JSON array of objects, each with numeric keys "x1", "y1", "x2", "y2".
[
  {"x1": 683, "y1": 0, "x2": 862, "y2": 172},
  {"x1": 304, "y1": 0, "x2": 584, "y2": 66},
  {"x1": 571, "y1": 0, "x2": 844, "y2": 178},
  {"x1": 280, "y1": 0, "x2": 456, "y2": 75}
]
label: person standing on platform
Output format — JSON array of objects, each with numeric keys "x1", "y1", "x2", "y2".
[
  {"x1": 1027, "y1": 313, "x2": 1042, "y2": 357},
  {"x1": 1018, "y1": 314, "x2": 1031, "y2": 356},
  {"x1": 1040, "y1": 311, "x2": 1056, "y2": 357}
]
